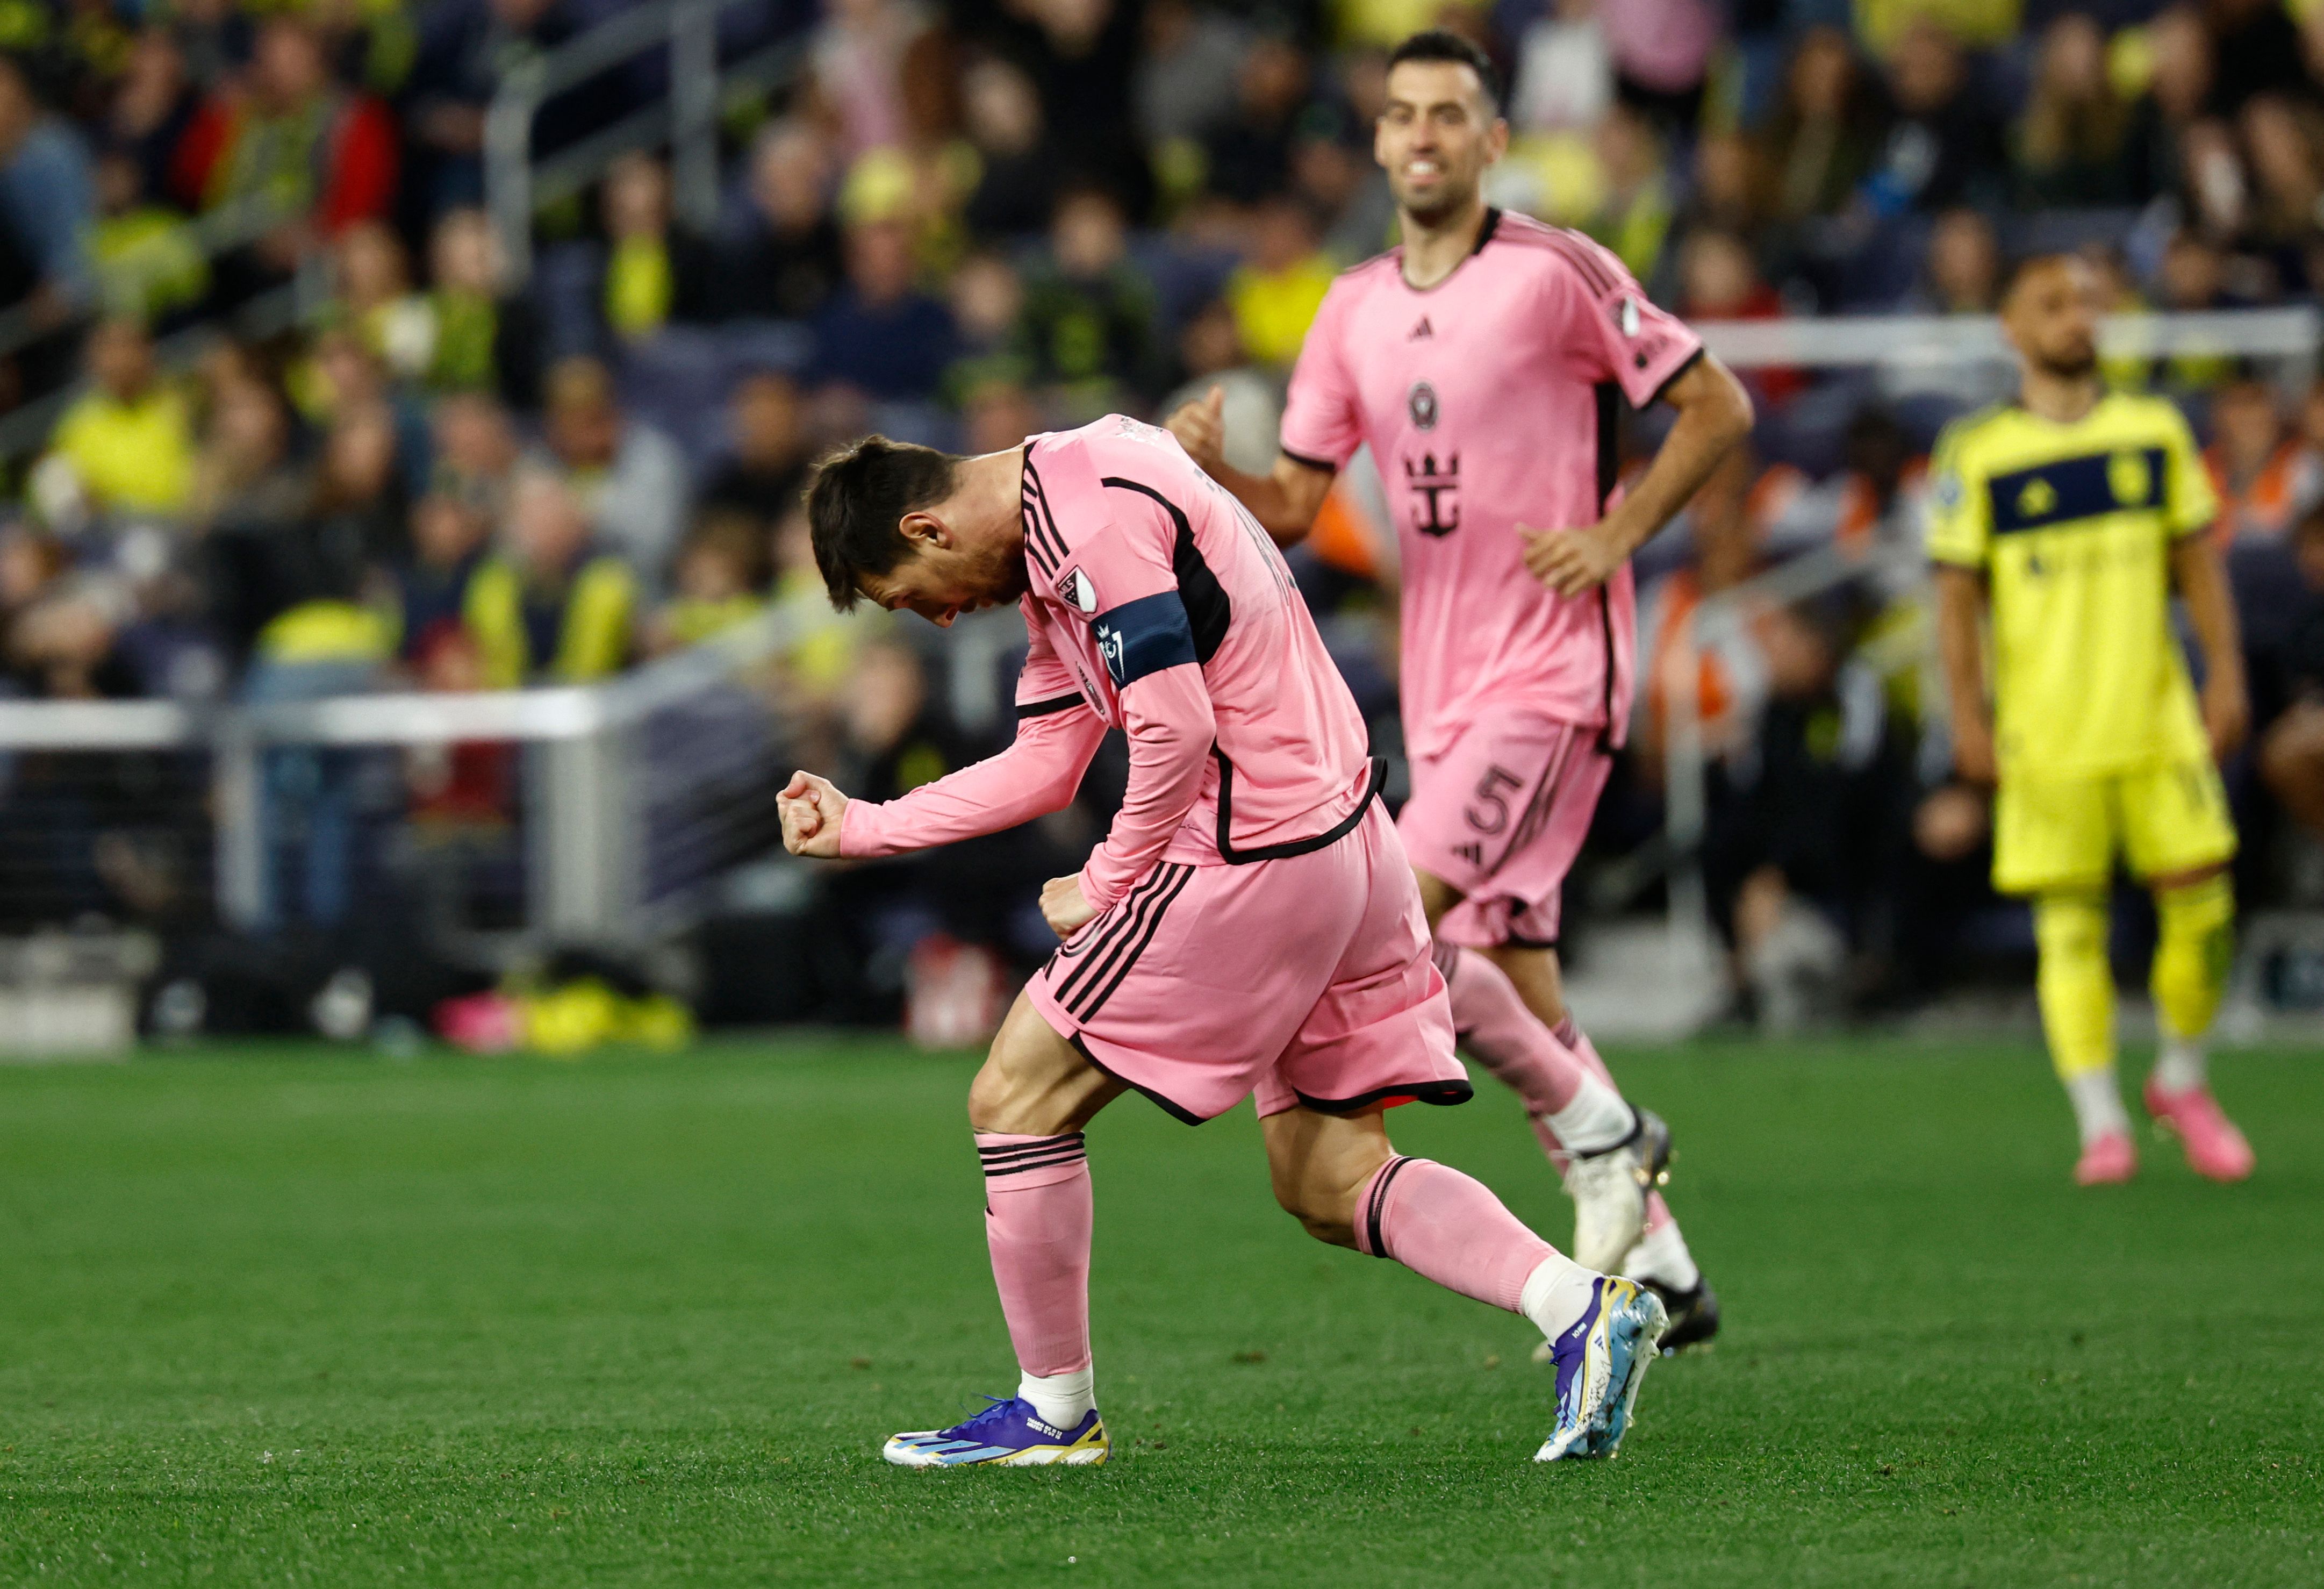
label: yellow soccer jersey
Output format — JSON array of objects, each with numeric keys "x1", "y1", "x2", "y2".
[{"x1": 1926, "y1": 393, "x2": 2215, "y2": 778}]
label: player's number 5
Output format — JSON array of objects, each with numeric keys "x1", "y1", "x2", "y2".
[{"x1": 1464, "y1": 765, "x2": 1523, "y2": 836}]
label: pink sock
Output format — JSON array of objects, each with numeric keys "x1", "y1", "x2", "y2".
[
  {"x1": 975, "y1": 1132, "x2": 1093, "y2": 1375},
  {"x1": 1553, "y1": 1014, "x2": 1678, "y2": 1234},
  {"x1": 1352, "y1": 1155, "x2": 1559, "y2": 1313},
  {"x1": 1432, "y1": 941, "x2": 1587, "y2": 1115},
  {"x1": 1552, "y1": 1013, "x2": 1616, "y2": 1089}
]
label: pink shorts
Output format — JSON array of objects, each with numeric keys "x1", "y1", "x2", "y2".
[
  {"x1": 1398, "y1": 708, "x2": 1611, "y2": 951},
  {"x1": 1027, "y1": 802, "x2": 1468, "y2": 1123}
]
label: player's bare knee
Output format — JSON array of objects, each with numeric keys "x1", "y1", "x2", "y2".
[
  {"x1": 966, "y1": 997, "x2": 1112, "y2": 1134},
  {"x1": 2148, "y1": 861, "x2": 2230, "y2": 896}
]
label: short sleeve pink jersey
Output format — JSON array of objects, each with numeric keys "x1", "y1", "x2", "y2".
[
  {"x1": 1279, "y1": 210, "x2": 1703, "y2": 759},
  {"x1": 841, "y1": 416, "x2": 1378, "y2": 911}
]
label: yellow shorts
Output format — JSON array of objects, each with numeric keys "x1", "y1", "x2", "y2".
[{"x1": 1992, "y1": 758, "x2": 2237, "y2": 897}]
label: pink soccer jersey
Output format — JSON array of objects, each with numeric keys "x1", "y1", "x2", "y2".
[
  {"x1": 840, "y1": 414, "x2": 1378, "y2": 911},
  {"x1": 1279, "y1": 209, "x2": 1704, "y2": 761}
]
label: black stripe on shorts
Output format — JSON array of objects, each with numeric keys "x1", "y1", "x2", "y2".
[
  {"x1": 1072, "y1": 863, "x2": 1197, "y2": 1021},
  {"x1": 1051, "y1": 863, "x2": 1180, "y2": 1005}
]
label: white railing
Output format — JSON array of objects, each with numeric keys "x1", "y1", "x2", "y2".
[
  {"x1": 1694, "y1": 306, "x2": 2322, "y2": 371},
  {"x1": 0, "y1": 609, "x2": 800, "y2": 943},
  {"x1": 484, "y1": 0, "x2": 807, "y2": 287}
]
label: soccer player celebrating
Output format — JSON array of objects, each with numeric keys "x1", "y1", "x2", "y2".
[
  {"x1": 1930, "y1": 255, "x2": 2255, "y2": 1186},
  {"x1": 783, "y1": 415, "x2": 1669, "y2": 1466},
  {"x1": 1164, "y1": 31, "x2": 1752, "y2": 1344}
]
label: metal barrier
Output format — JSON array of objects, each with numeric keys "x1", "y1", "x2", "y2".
[
  {"x1": 0, "y1": 188, "x2": 319, "y2": 367},
  {"x1": 1693, "y1": 306, "x2": 2322, "y2": 373},
  {"x1": 0, "y1": 609, "x2": 803, "y2": 953},
  {"x1": 484, "y1": 0, "x2": 807, "y2": 287}
]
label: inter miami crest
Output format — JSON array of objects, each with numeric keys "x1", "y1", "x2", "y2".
[{"x1": 1408, "y1": 380, "x2": 1439, "y2": 431}]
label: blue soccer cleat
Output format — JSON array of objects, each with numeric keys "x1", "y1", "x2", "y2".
[
  {"x1": 881, "y1": 1396, "x2": 1110, "y2": 1468},
  {"x1": 1535, "y1": 1276, "x2": 1670, "y2": 1463}
]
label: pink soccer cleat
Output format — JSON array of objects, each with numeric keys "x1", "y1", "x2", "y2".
[
  {"x1": 2143, "y1": 1078, "x2": 2257, "y2": 1183},
  {"x1": 2074, "y1": 1130, "x2": 2137, "y2": 1186}
]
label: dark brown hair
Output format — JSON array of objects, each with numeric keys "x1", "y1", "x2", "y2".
[
  {"x1": 804, "y1": 434, "x2": 961, "y2": 610},
  {"x1": 1386, "y1": 29, "x2": 1501, "y2": 112}
]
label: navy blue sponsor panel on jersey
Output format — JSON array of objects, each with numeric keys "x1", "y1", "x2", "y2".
[
  {"x1": 1986, "y1": 446, "x2": 2167, "y2": 535},
  {"x1": 1092, "y1": 591, "x2": 1197, "y2": 688}
]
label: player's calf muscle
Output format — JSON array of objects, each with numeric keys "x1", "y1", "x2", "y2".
[
  {"x1": 966, "y1": 996, "x2": 1121, "y2": 1134},
  {"x1": 1483, "y1": 943, "x2": 1568, "y2": 1029},
  {"x1": 1263, "y1": 1108, "x2": 1395, "y2": 1248}
]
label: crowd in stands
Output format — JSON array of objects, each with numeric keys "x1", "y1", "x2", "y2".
[{"x1": 8, "y1": 0, "x2": 2324, "y2": 1022}]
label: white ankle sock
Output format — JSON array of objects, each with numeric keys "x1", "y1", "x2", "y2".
[
  {"x1": 2064, "y1": 1069, "x2": 2131, "y2": 1148},
  {"x1": 2153, "y1": 1033, "x2": 2207, "y2": 1094},
  {"x1": 1543, "y1": 1075, "x2": 1634, "y2": 1157},
  {"x1": 1018, "y1": 1366, "x2": 1094, "y2": 1429},
  {"x1": 1518, "y1": 1254, "x2": 1598, "y2": 1342},
  {"x1": 1620, "y1": 1218, "x2": 1701, "y2": 1293}
]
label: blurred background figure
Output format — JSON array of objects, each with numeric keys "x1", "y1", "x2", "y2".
[
  {"x1": 465, "y1": 463, "x2": 634, "y2": 688},
  {"x1": 537, "y1": 355, "x2": 686, "y2": 584}
]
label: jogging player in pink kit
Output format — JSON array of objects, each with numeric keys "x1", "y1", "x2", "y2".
[
  {"x1": 1166, "y1": 31, "x2": 1753, "y2": 1349},
  {"x1": 781, "y1": 413, "x2": 1669, "y2": 1466}
]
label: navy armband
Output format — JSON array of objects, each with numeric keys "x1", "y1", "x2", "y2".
[{"x1": 1092, "y1": 591, "x2": 1197, "y2": 688}]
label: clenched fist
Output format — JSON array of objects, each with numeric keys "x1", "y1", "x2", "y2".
[
  {"x1": 778, "y1": 770, "x2": 849, "y2": 858},
  {"x1": 1039, "y1": 874, "x2": 1098, "y2": 938}
]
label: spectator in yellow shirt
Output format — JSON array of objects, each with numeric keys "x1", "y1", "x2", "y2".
[
  {"x1": 464, "y1": 465, "x2": 637, "y2": 687},
  {"x1": 45, "y1": 318, "x2": 194, "y2": 518},
  {"x1": 1227, "y1": 196, "x2": 1338, "y2": 370}
]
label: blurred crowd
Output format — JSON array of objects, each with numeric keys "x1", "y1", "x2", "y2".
[{"x1": 7, "y1": 0, "x2": 2324, "y2": 1023}]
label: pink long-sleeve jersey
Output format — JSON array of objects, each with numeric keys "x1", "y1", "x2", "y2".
[{"x1": 838, "y1": 416, "x2": 1379, "y2": 910}]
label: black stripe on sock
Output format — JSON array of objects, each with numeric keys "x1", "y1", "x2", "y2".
[
  {"x1": 982, "y1": 1150, "x2": 1089, "y2": 1179},
  {"x1": 1364, "y1": 1155, "x2": 1417, "y2": 1259},
  {"x1": 977, "y1": 1132, "x2": 1086, "y2": 1164}
]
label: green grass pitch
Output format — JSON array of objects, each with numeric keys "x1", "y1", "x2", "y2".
[{"x1": 1, "y1": 1036, "x2": 2319, "y2": 1586}]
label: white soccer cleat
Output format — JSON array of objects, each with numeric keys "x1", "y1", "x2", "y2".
[{"x1": 1560, "y1": 1109, "x2": 1671, "y2": 1273}]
